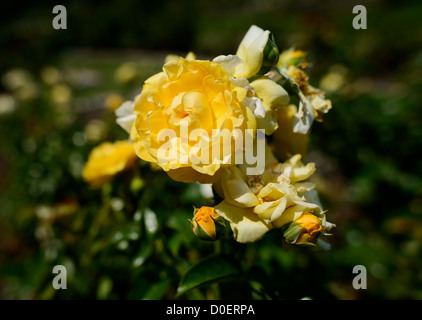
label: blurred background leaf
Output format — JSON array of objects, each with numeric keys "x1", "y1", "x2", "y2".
[{"x1": 177, "y1": 254, "x2": 239, "y2": 297}]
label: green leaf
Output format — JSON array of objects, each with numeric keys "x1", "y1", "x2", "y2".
[
  {"x1": 143, "y1": 278, "x2": 171, "y2": 300},
  {"x1": 96, "y1": 276, "x2": 113, "y2": 300},
  {"x1": 177, "y1": 254, "x2": 239, "y2": 296}
]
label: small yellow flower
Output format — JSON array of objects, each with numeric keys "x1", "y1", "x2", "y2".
[
  {"x1": 189, "y1": 206, "x2": 225, "y2": 241},
  {"x1": 284, "y1": 212, "x2": 323, "y2": 245},
  {"x1": 82, "y1": 140, "x2": 138, "y2": 188}
]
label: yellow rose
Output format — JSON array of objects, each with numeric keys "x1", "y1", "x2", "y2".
[
  {"x1": 214, "y1": 148, "x2": 330, "y2": 243},
  {"x1": 281, "y1": 211, "x2": 327, "y2": 246},
  {"x1": 293, "y1": 212, "x2": 323, "y2": 244},
  {"x1": 189, "y1": 206, "x2": 226, "y2": 241},
  {"x1": 82, "y1": 140, "x2": 138, "y2": 188},
  {"x1": 130, "y1": 57, "x2": 256, "y2": 183}
]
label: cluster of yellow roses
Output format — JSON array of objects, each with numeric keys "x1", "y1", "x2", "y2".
[{"x1": 82, "y1": 25, "x2": 335, "y2": 246}]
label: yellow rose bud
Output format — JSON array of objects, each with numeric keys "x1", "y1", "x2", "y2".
[
  {"x1": 82, "y1": 140, "x2": 138, "y2": 189},
  {"x1": 189, "y1": 206, "x2": 225, "y2": 241},
  {"x1": 295, "y1": 212, "x2": 323, "y2": 242},
  {"x1": 283, "y1": 212, "x2": 322, "y2": 245}
]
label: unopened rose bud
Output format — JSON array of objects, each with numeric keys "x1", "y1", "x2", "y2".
[
  {"x1": 282, "y1": 212, "x2": 323, "y2": 246},
  {"x1": 188, "y1": 206, "x2": 226, "y2": 241},
  {"x1": 258, "y1": 32, "x2": 279, "y2": 75}
]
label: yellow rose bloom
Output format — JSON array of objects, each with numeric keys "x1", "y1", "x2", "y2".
[
  {"x1": 214, "y1": 147, "x2": 331, "y2": 243},
  {"x1": 131, "y1": 57, "x2": 256, "y2": 183},
  {"x1": 82, "y1": 140, "x2": 138, "y2": 188}
]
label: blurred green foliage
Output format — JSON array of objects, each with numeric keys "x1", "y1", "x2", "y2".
[{"x1": 1, "y1": 0, "x2": 422, "y2": 300}]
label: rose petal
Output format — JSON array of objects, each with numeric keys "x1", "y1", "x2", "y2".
[{"x1": 215, "y1": 200, "x2": 271, "y2": 243}]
